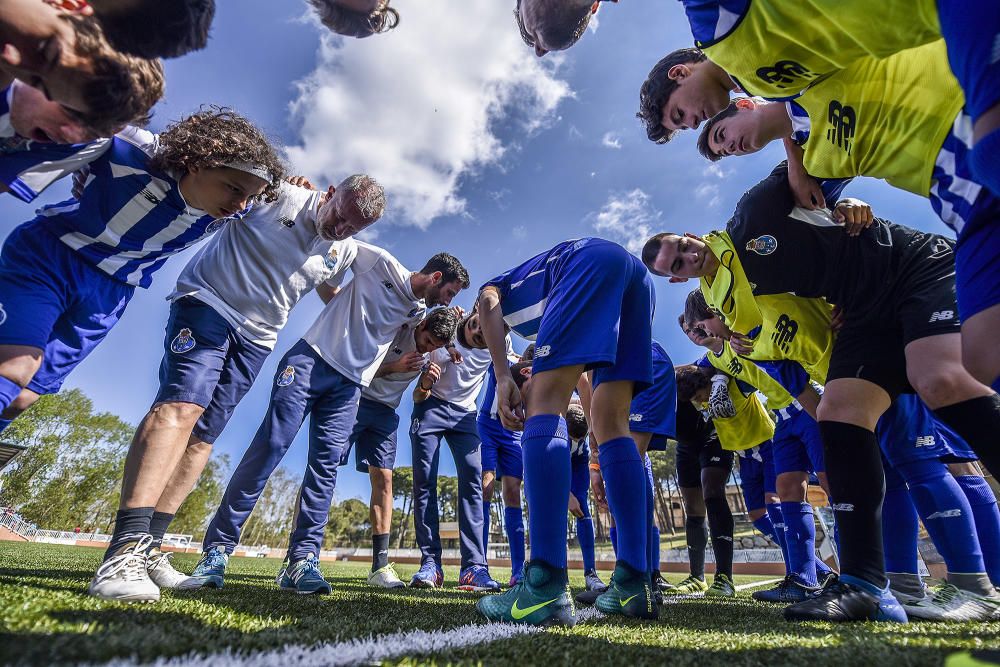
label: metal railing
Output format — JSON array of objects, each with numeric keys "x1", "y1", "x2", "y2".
[{"x1": 0, "y1": 509, "x2": 37, "y2": 538}]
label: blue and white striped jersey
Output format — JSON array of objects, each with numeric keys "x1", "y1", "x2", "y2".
[
  {"x1": 36, "y1": 126, "x2": 245, "y2": 288},
  {"x1": 481, "y1": 238, "x2": 590, "y2": 341},
  {"x1": 0, "y1": 84, "x2": 111, "y2": 203},
  {"x1": 680, "y1": 0, "x2": 749, "y2": 45}
]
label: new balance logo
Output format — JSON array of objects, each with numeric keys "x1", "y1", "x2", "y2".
[
  {"x1": 832, "y1": 503, "x2": 855, "y2": 512},
  {"x1": 140, "y1": 188, "x2": 160, "y2": 205},
  {"x1": 926, "y1": 509, "x2": 962, "y2": 520},
  {"x1": 710, "y1": 456, "x2": 721, "y2": 462},
  {"x1": 728, "y1": 357, "x2": 744, "y2": 375},
  {"x1": 720, "y1": 535, "x2": 733, "y2": 542},
  {"x1": 771, "y1": 314, "x2": 798, "y2": 352},
  {"x1": 929, "y1": 310, "x2": 955, "y2": 323},
  {"x1": 629, "y1": 413, "x2": 643, "y2": 422},
  {"x1": 534, "y1": 345, "x2": 551, "y2": 358},
  {"x1": 756, "y1": 60, "x2": 815, "y2": 89},
  {"x1": 826, "y1": 101, "x2": 856, "y2": 154},
  {"x1": 914, "y1": 435, "x2": 936, "y2": 448}
]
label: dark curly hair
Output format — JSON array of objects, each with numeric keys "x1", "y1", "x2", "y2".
[
  {"x1": 421, "y1": 253, "x2": 470, "y2": 289},
  {"x1": 309, "y1": 0, "x2": 399, "y2": 38},
  {"x1": 510, "y1": 360, "x2": 533, "y2": 389},
  {"x1": 637, "y1": 47, "x2": 707, "y2": 144},
  {"x1": 697, "y1": 101, "x2": 741, "y2": 162},
  {"x1": 149, "y1": 107, "x2": 285, "y2": 202},
  {"x1": 61, "y1": 14, "x2": 165, "y2": 137},
  {"x1": 90, "y1": 0, "x2": 215, "y2": 58},
  {"x1": 424, "y1": 307, "x2": 460, "y2": 343},
  {"x1": 566, "y1": 404, "x2": 588, "y2": 440},
  {"x1": 514, "y1": 0, "x2": 592, "y2": 52},
  {"x1": 676, "y1": 364, "x2": 714, "y2": 404},
  {"x1": 684, "y1": 288, "x2": 714, "y2": 328}
]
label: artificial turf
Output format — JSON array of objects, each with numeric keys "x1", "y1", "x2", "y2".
[{"x1": 1, "y1": 542, "x2": 998, "y2": 666}]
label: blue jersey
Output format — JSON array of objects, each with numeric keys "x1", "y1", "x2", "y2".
[
  {"x1": 0, "y1": 84, "x2": 111, "y2": 203},
  {"x1": 35, "y1": 127, "x2": 246, "y2": 288},
  {"x1": 478, "y1": 365, "x2": 500, "y2": 423},
  {"x1": 681, "y1": 0, "x2": 749, "y2": 45},
  {"x1": 754, "y1": 359, "x2": 810, "y2": 398}
]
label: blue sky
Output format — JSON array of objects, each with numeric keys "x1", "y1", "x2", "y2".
[{"x1": 0, "y1": 0, "x2": 948, "y2": 504}]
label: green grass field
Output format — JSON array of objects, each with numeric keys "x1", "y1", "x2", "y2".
[{"x1": 1, "y1": 542, "x2": 998, "y2": 666}]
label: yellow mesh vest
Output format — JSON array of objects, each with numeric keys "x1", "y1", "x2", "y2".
[
  {"x1": 699, "y1": 0, "x2": 940, "y2": 99},
  {"x1": 794, "y1": 40, "x2": 963, "y2": 196},
  {"x1": 751, "y1": 294, "x2": 834, "y2": 385},
  {"x1": 700, "y1": 231, "x2": 763, "y2": 338},
  {"x1": 706, "y1": 344, "x2": 795, "y2": 411},
  {"x1": 700, "y1": 381, "x2": 775, "y2": 452}
]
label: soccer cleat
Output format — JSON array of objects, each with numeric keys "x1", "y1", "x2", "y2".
[
  {"x1": 409, "y1": 559, "x2": 444, "y2": 588},
  {"x1": 818, "y1": 571, "x2": 839, "y2": 589},
  {"x1": 585, "y1": 568, "x2": 608, "y2": 592},
  {"x1": 146, "y1": 549, "x2": 203, "y2": 590},
  {"x1": 783, "y1": 576, "x2": 907, "y2": 623},
  {"x1": 752, "y1": 575, "x2": 819, "y2": 603},
  {"x1": 903, "y1": 583, "x2": 1000, "y2": 622},
  {"x1": 457, "y1": 565, "x2": 501, "y2": 592},
  {"x1": 88, "y1": 534, "x2": 160, "y2": 602},
  {"x1": 652, "y1": 570, "x2": 671, "y2": 592},
  {"x1": 476, "y1": 559, "x2": 576, "y2": 627},
  {"x1": 367, "y1": 563, "x2": 405, "y2": 589},
  {"x1": 945, "y1": 650, "x2": 1000, "y2": 666},
  {"x1": 595, "y1": 561, "x2": 658, "y2": 620},
  {"x1": 187, "y1": 545, "x2": 229, "y2": 589},
  {"x1": 705, "y1": 573, "x2": 737, "y2": 598},
  {"x1": 663, "y1": 574, "x2": 709, "y2": 595},
  {"x1": 278, "y1": 554, "x2": 331, "y2": 595}
]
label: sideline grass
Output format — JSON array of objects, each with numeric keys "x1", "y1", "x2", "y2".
[{"x1": 1, "y1": 542, "x2": 998, "y2": 666}]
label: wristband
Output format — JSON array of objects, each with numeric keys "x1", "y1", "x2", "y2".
[{"x1": 589, "y1": 463, "x2": 601, "y2": 472}]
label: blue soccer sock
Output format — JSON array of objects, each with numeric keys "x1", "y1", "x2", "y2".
[
  {"x1": 780, "y1": 501, "x2": 818, "y2": 586},
  {"x1": 482, "y1": 500, "x2": 491, "y2": 560},
  {"x1": 104, "y1": 507, "x2": 154, "y2": 561},
  {"x1": 956, "y1": 475, "x2": 1000, "y2": 586},
  {"x1": 899, "y1": 459, "x2": 985, "y2": 575},
  {"x1": 0, "y1": 417, "x2": 13, "y2": 434},
  {"x1": 577, "y1": 517, "x2": 596, "y2": 572},
  {"x1": 0, "y1": 375, "x2": 21, "y2": 417},
  {"x1": 598, "y1": 436, "x2": 648, "y2": 573},
  {"x1": 882, "y1": 486, "x2": 920, "y2": 575},
  {"x1": 504, "y1": 506, "x2": 525, "y2": 579},
  {"x1": 764, "y1": 504, "x2": 791, "y2": 575},
  {"x1": 651, "y1": 524, "x2": 661, "y2": 572},
  {"x1": 609, "y1": 526, "x2": 618, "y2": 556},
  {"x1": 970, "y1": 126, "x2": 1000, "y2": 199},
  {"x1": 522, "y1": 414, "x2": 571, "y2": 569}
]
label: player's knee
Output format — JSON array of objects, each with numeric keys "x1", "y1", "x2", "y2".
[
  {"x1": 149, "y1": 400, "x2": 206, "y2": 428},
  {"x1": 909, "y1": 363, "x2": 969, "y2": 408},
  {"x1": 1, "y1": 389, "x2": 39, "y2": 419},
  {"x1": 370, "y1": 467, "x2": 392, "y2": 492},
  {"x1": 0, "y1": 350, "x2": 43, "y2": 388},
  {"x1": 776, "y1": 473, "x2": 807, "y2": 500}
]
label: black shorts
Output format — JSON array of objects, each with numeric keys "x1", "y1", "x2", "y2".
[
  {"x1": 827, "y1": 230, "x2": 960, "y2": 397},
  {"x1": 676, "y1": 436, "x2": 734, "y2": 488}
]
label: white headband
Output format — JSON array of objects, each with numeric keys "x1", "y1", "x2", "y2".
[{"x1": 223, "y1": 161, "x2": 273, "y2": 183}]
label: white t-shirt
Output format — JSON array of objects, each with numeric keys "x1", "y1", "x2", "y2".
[
  {"x1": 303, "y1": 241, "x2": 425, "y2": 387},
  {"x1": 430, "y1": 336, "x2": 514, "y2": 412},
  {"x1": 362, "y1": 325, "x2": 425, "y2": 409},
  {"x1": 171, "y1": 182, "x2": 358, "y2": 348}
]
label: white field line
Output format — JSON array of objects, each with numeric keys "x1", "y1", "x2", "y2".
[{"x1": 660, "y1": 577, "x2": 785, "y2": 602}]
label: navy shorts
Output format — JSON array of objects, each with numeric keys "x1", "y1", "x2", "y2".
[
  {"x1": 877, "y1": 393, "x2": 977, "y2": 467},
  {"x1": 478, "y1": 416, "x2": 523, "y2": 479},
  {"x1": 938, "y1": 0, "x2": 1000, "y2": 122},
  {"x1": 771, "y1": 406, "x2": 825, "y2": 475},
  {"x1": 348, "y1": 397, "x2": 400, "y2": 472},
  {"x1": 0, "y1": 220, "x2": 134, "y2": 395},
  {"x1": 532, "y1": 240, "x2": 655, "y2": 393},
  {"x1": 738, "y1": 441, "x2": 776, "y2": 512},
  {"x1": 675, "y1": 436, "x2": 733, "y2": 488},
  {"x1": 154, "y1": 297, "x2": 270, "y2": 444}
]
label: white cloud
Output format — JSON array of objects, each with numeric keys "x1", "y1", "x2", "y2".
[
  {"x1": 601, "y1": 132, "x2": 622, "y2": 149},
  {"x1": 512, "y1": 225, "x2": 527, "y2": 240},
  {"x1": 703, "y1": 163, "x2": 727, "y2": 179},
  {"x1": 694, "y1": 182, "x2": 721, "y2": 208},
  {"x1": 285, "y1": 3, "x2": 572, "y2": 227},
  {"x1": 591, "y1": 188, "x2": 661, "y2": 253}
]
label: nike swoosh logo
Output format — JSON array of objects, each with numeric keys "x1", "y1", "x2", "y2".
[
  {"x1": 511, "y1": 597, "x2": 558, "y2": 620},
  {"x1": 621, "y1": 594, "x2": 638, "y2": 607}
]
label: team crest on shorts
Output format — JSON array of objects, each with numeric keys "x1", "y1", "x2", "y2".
[
  {"x1": 746, "y1": 235, "x2": 778, "y2": 255},
  {"x1": 170, "y1": 328, "x2": 196, "y2": 354},
  {"x1": 324, "y1": 247, "x2": 339, "y2": 270},
  {"x1": 277, "y1": 365, "x2": 296, "y2": 387}
]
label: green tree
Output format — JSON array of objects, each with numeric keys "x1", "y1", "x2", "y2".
[
  {"x1": 436, "y1": 475, "x2": 458, "y2": 522},
  {"x1": 392, "y1": 466, "x2": 414, "y2": 548},
  {"x1": 324, "y1": 498, "x2": 371, "y2": 548},
  {"x1": 241, "y1": 467, "x2": 300, "y2": 548},
  {"x1": 171, "y1": 454, "x2": 230, "y2": 539}
]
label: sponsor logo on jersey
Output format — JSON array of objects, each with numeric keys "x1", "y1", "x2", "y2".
[
  {"x1": 392, "y1": 347, "x2": 403, "y2": 355},
  {"x1": 727, "y1": 356, "x2": 744, "y2": 375},
  {"x1": 928, "y1": 310, "x2": 955, "y2": 323},
  {"x1": 929, "y1": 237, "x2": 953, "y2": 260},
  {"x1": 756, "y1": 60, "x2": 815, "y2": 89},
  {"x1": 278, "y1": 216, "x2": 295, "y2": 228},
  {"x1": 170, "y1": 328, "x2": 196, "y2": 354},
  {"x1": 914, "y1": 435, "x2": 936, "y2": 448},
  {"x1": 276, "y1": 365, "x2": 295, "y2": 387},
  {"x1": 534, "y1": 345, "x2": 551, "y2": 358},
  {"x1": 832, "y1": 503, "x2": 855, "y2": 512},
  {"x1": 771, "y1": 313, "x2": 799, "y2": 352},
  {"x1": 826, "y1": 101, "x2": 857, "y2": 155},
  {"x1": 746, "y1": 235, "x2": 778, "y2": 255},
  {"x1": 139, "y1": 188, "x2": 160, "y2": 205},
  {"x1": 710, "y1": 456, "x2": 721, "y2": 462},
  {"x1": 629, "y1": 413, "x2": 643, "y2": 422},
  {"x1": 926, "y1": 509, "x2": 962, "y2": 520},
  {"x1": 382, "y1": 280, "x2": 394, "y2": 291}
]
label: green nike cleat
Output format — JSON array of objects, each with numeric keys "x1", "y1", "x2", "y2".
[
  {"x1": 663, "y1": 574, "x2": 709, "y2": 595},
  {"x1": 476, "y1": 560, "x2": 576, "y2": 627},
  {"x1": 595, "y1": 562, "x2": 658, "y2": 620},
  {"x1": 704, "y1": 573, "x2": 736, "y2": 597}
]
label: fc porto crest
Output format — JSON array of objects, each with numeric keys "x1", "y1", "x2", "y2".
[
  {"x1": 276, "y1": 365, "x2": 296, "y2": 387},
  {"x1": 746, "y1": 235, "x2": 778, "y2": 255},
  {"x1": 170, "y1": 328, "x2": 196, "y2": 354},
  {"x1": 205, "y1": 217, "x2": 230, "y2": 234},
  {"x1": 324, "y1": 247, "x2": 339, "y2": 270}
]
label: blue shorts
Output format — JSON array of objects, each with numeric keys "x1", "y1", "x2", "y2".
[
  {"x1": 533, "y1": 240, "x2": 655, "y2": 393},
  {"x1": 737, "y1": 441, "x2": 776, "y2": 512},
  {"x1": 771, "y1": 406, "x2": 825, "y2": 475},
  {"x1": 629, "y1": 342, "x2": 676, "y2": 447},
  {"x1": 938, "y1": 0, "x2": 1000, "y2": 122},
  {"x1": 478, "y1": 416, "x2": 522, "y2": 479},
  {"x1": 877, "y1": 393, "x2": 977, "y2": 466},
  {"x1": 0, "y1": 220, "x2": 134, "y2": 395},
  {"x1": 155, "y1": 297, "x2": 270, "y2": 443},
  {"x1": 347, "y1": 397, "x2": 399, "y2": 472},
  {"x1": 930, "y1": 112, "x2": 1000, "y2": 320}
]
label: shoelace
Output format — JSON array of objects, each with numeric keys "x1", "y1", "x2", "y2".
[
  {"x1": 146, "y1": 551, "x2": 173, "y2": 573},
  {"x1": 96, "y1": 534, "x2": 153, "y2": 583},
  {"x1": 291, "y1": 558, "x2": 322, "y2": 584},
  {"x1": 930, "y1": 584, "x2": 960, "y2": 606}
]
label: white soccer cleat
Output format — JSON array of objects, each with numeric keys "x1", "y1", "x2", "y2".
[
  {"x1": 904, "y1": 583, "x2": 1000, "y2": 621},
  {"x1": 88, "y1": 534, "x2": 160, "y2": 602},
  {"x1": 146, "y1": 549, "x2": 203, "y2": 590},
  {"x1": 367, "y1": 563, "x2": 406, "y2": 589}
]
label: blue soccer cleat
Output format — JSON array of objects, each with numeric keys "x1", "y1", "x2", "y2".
[
  {"x1": 477, "y1": 560, "x2": 576, "y2": 627},
  {"x1": 409, "y1": 559, "x2": 444, "y2": 589},
  {"x1": 753, "y1": 575, "x2": 820, "y2": 603},
  {"x1": 188, "y1": 545, "x2": 229, "y2": 590},
  {"x1": 278, "y1": 554, "x2": 332, "y2": 595},
  {"x1": 783, "y1": 575, "x2": 907, "y2": 622},
  {"x1": 457, "y1": 565, "x2": 501, "y2": 592}
]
